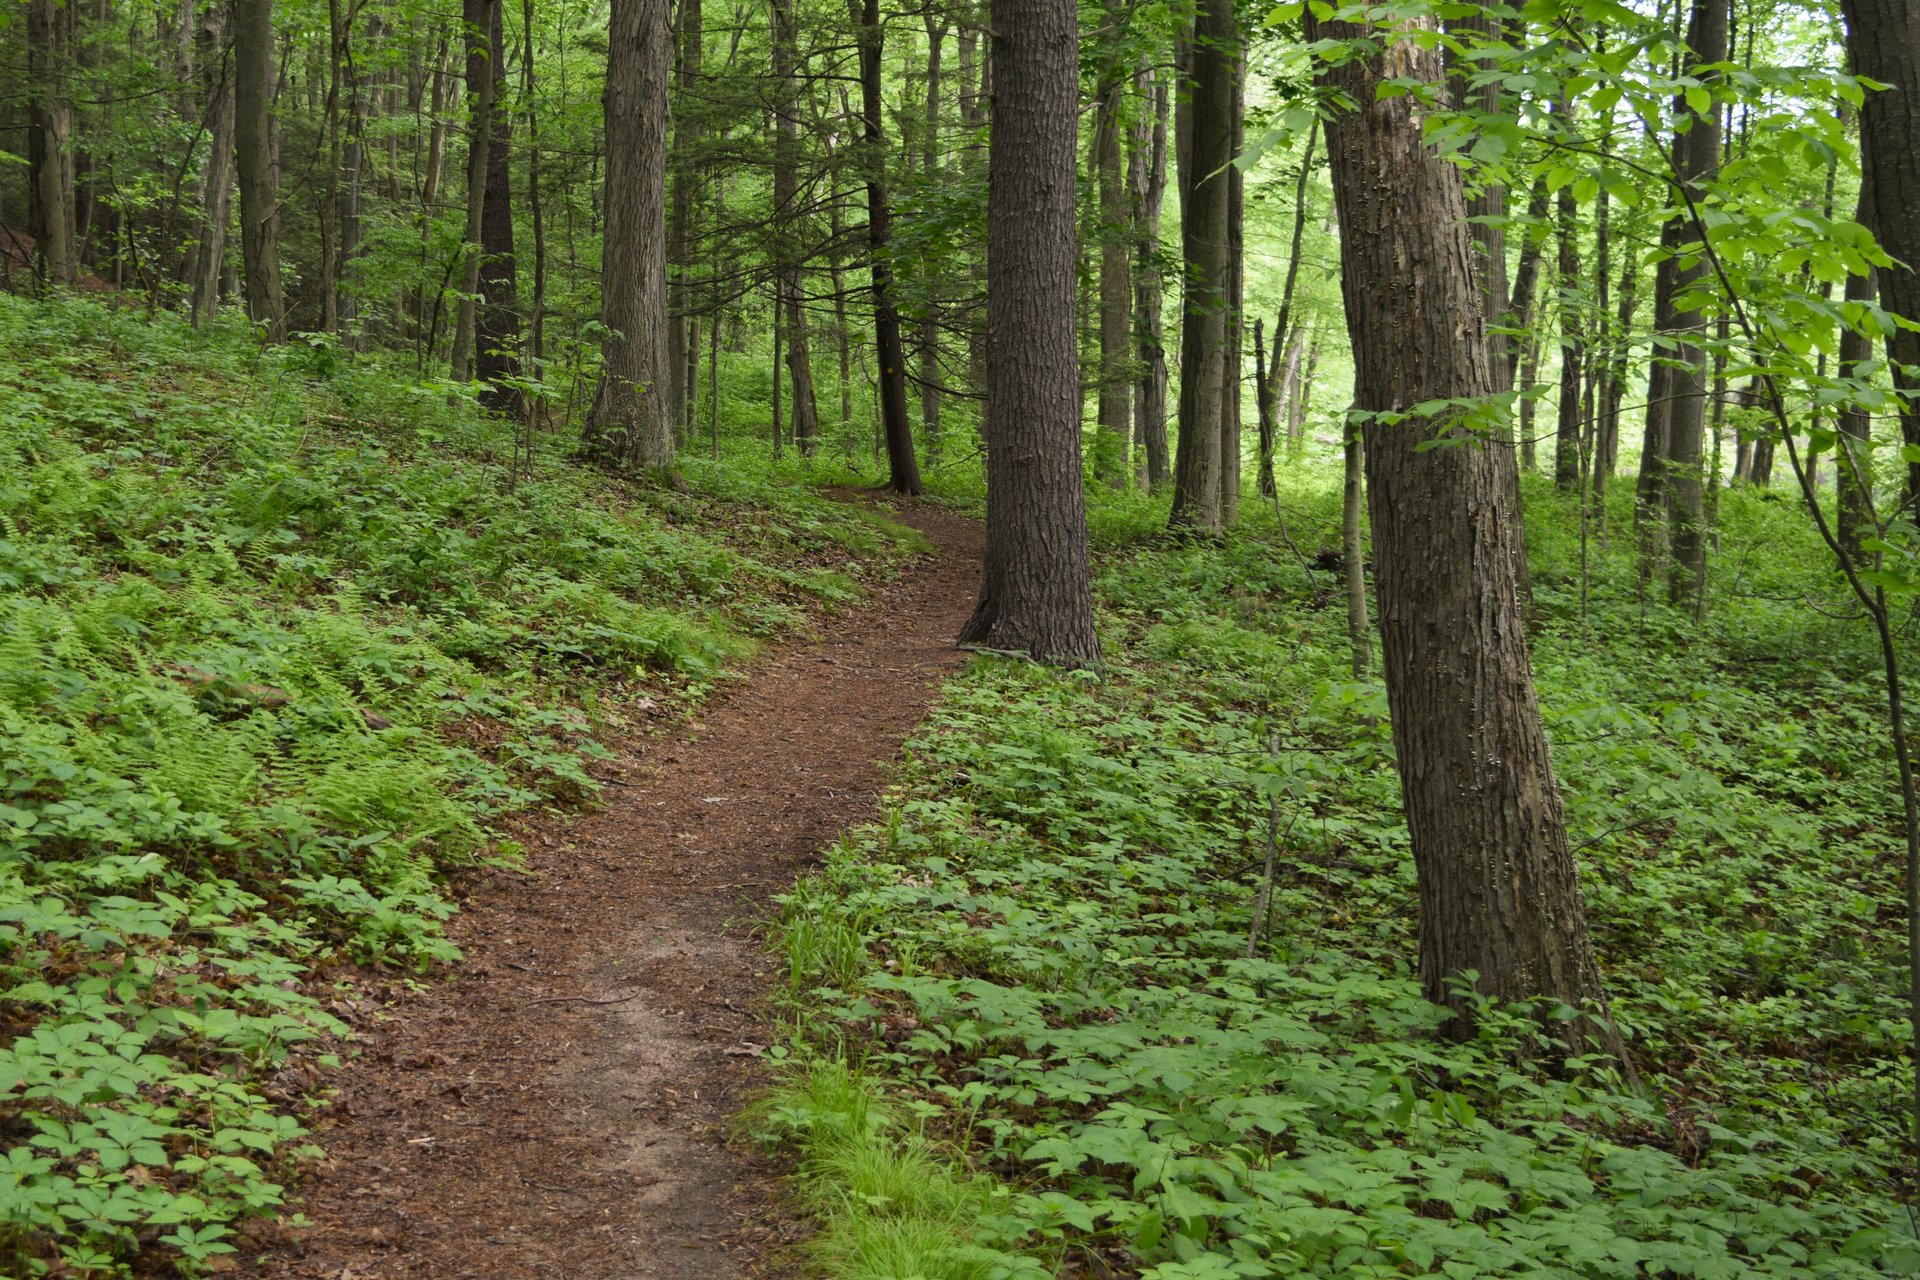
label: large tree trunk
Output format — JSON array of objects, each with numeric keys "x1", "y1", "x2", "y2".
[
  {"x1": 772, "y1": 0, "x2": 820, "y2": 452},
  {"x1": 1093, "y1": 49, "x2": 1131, "y2": 486},
  {"x1": 475, "y1": 0, "x2": 520, "y2": 410},
  {"x1": 1307, "y1": 8, "x2": 1621, "y2": 1048},
  {"x1": 1128, "y1": 65, "x2": 1170, "y2": 489},
  {"x1": 582, "y1": 0, "x2": 674, "y2": 470},
  {"x1": 1665, "y1": 0, "x2": 1727, "y2": 607},
  {"x1": 1842, "y1": 0, "x2": 1920, "y2": 506},
  {"x1": 957, "y1": 0, "x2": 1099, "y2": 665},
  {"x1": 233, "y1": 0, "x2": 285, "y2": 337},
  {"x1": 188, "y1": 2, "x2": 236, "y2": 325},
  {"x1": 849, "y1": 0, "x2": 921, "y2": 494},
  {"x1": 1168, "y1": 0, "x2": 1234, "y2": 532}
]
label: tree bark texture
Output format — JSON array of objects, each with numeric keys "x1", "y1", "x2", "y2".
[
  {"x1": 1129, "y1": 65, "x2": 1170, "y2": 489},
  {"x1": 957, "y1": 0, "x2": 1099, "y2": 666},
  {"x1": 1842, "y1": 0, "x2": 1920, "y2": 505},
  {"x1": 189, "y1": 3, "x2": 236, "y2": 325},
  {"x1": 27, "y1": 0, "x2": 77, "y2": 287},
  {"x1": 1664, "y1": 0, "x2": 1727, "y2": 607},
  {"x1": 233, "y1": 0, "x2": 285, "y2": 337},
  {"x1": 476, "y1": 0, "x2": 520, "y2": 410},
  {"x1": 582, "y1": 0, "x2": 674, "y2": 470},
  {"x1": 772, "y1": 0, "x2": 820, "y2": 452},
  {"x1": 1094, "y1": 63, "x2": 1131, "y2": 486},
  {"x1": 450, "y1": 0, "x2": 496, "y2": 380},
  {"x1": 667, "y1": 0, "x2": 702, "y2": 434},
  {"x1": 1168, "y1": 0, "x2": 1234, "y2": 532},
  {"x1": 1307, "y1": 9, "x2": 1620, "y2": 1044}
]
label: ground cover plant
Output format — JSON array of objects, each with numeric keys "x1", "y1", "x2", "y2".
[
  {"x1": 763, "y1": 473, "x2": 1920, "y2": 1279},
  {"x1": 0, "y1": 293, "x2": 924, "y2": 1277}
]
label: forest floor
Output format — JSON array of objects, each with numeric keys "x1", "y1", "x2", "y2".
[{"x1": 241, "y1": 496, "x2": 983, "y2": 1280}]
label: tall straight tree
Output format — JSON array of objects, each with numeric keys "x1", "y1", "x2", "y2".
[
  {"x1": 1665, "y1": 0, "x2": 1727, "y2": 606},
  {"x1": 848, "y1": 0, "x2": 921, "y2": 494},
  {"x1": 1168, "y1": 0, "x2": 1235, "y2": 532},
  {"x1": 1841, "y1": 0, "x2": 1920, "y2": 504},
  {"x1": 771, "y1": 0, "x2": 820, "y2": 452},
  {"x1": 233, "y1": 0, "x2": 285, "y2": 338},
  {"x1": 474, "y1": 0, "x2": 519, "y2": 411},
  {"x1": 26, "y1": 0, "x2": 77, "y2": 287},
  {"x1": 1129, "y1": 64, "x2": 1171, "y2": 489},
  {"x1": 1305, "y1": 7, "x2": 1621, "y2": 1048},
  {"x1": 957, "y1": 0, "x2": 1099, "y2": 665},
  {"x1": 582, "y1": 0, "x2": 674, "y2": 470},
  {"x1": 187, "y1": 3, "x2": 236, "y2": 325},
  {"x1": 449, "y1": 0, "x2": 497, "y2": 382},
  {"x1": 667, "y1": 0, "x2": 702, "y2": 434},
  {"x1": 1092, "y1": 35, "x2": 1131, "y2": 486}
]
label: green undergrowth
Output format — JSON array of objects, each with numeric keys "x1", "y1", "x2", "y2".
[
  {"x1": 770, "y1": 474, "x2": 1920, "y2": 1277},
  {"x1": 0, "y1": 294, "x2": 924, "y2": 1276}
]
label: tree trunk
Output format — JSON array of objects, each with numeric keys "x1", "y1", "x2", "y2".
[
  {"x1": 27, "y1": 0, "x2": 77, "y2": 288},
  {"x1": 1254, "y1": 318, "x2": 1277, "y2": 496},
  {"x1": 772, "y1": 0, "x2": 820, "y2": 452},
  {"x1": 1553, "y1": 132, "x2": 1583, "y2": 492},
  {"x1": 1665, "y1": 0, "x2": 1727, "y2": 607},
  {"x1": 1342, "y1": 412, "x2": 1370, "y2": 679},
  {"x1": 189, "y1": 2, "x2": 236, "y2": 325},
  {"x1": 1219, "y1": 58, "x2": 1246, "y2": 526},
  {"x1": 1129, "y1": 64, "x2": 1170, "y2": 489},
  {"x1": 957, "y1": 0, "x2": 1099, "y2": 665},
  {"x1": 522, "y1": 0, "x2": 546, "y2": 373},
  {"x1": 233, "y1": 0, "x2": 285, "y2": 337},
  {"x1": 1264, "y1": 118, "x2": 1318, "y2": 474},
  {"x1": 849, "y1": 0, "x2": 921, "y2": 494},
  {"x1": 476, "y1": 0, "x2": 520, "y2": 410},
  {"x1": 1306, "y1": 7, "x2": 1622, "y2": 1048},
  {"x1": 1504, "y1": 174, "x2": 1550, "y2": 391},
  {"x1": 450, "y1": 0, "x2": 497, "y2": 380},
  {"x1": 1597, "y1": 215, "x2": 1637, "y2": 494},
  {"x1": 1093, "y1": 51, "x2": 1131, "y2": 486},
  {"x1": 1839, "y1": 193, "x2": 1878, "y2": 558},
  {"x1": 667, "y1": 0, "x2": 702, "y2": 433},
  {"x1": 919, "y1": 14, "x2": 947, "y2": 458},
  {"x1": 1842, "y1": 0, "x2": 1920, "y2": 506},
  {"x1": 582, "y1": 0, "x2": 674, "y2": 470},
  {"x1": 1168, "y1": 0, "x2": 1234, "y2": 532}
]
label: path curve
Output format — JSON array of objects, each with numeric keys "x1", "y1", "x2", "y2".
[{"x1": 251, "y1": 498, "x2": 982, "y2": 1279}]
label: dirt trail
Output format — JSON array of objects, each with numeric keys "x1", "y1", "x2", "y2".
[{"x1": 252, "y1": 499, "x2": 982, "y2": 1280}]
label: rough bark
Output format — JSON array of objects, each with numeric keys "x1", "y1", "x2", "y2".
[
  {"x1": 1168, "y1": 0, "x2": 1235, "y2": 532},
  {"x1": 1129, "y1": 65, "x2": 1171, "y2": 489},
  {"x1": 1842, "y1": 0, "x2": 1920, "y2": 505},
  {"x1": 1307, "y1": 8, "x2": 1622, "y2": 1047},
  {"x1": 957, "y1": 0, "x2": 1100, "y2": 665},
  {"x1": 233, "y1": 0, "x2": 285, "y2": 337},
  {"x1": 849, "y1": 0, "x2": 921, "y2": 494},
  {"x1": 582, "y1": 0, "x2": 674, "y2": 471}
]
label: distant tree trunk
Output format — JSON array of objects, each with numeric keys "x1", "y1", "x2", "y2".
[
  {"x1": 1129, "y1": 65, "x2": 1170, "y2": 489},
  {"x1": 958, "y1": 0, "x2": 1099, "y2": 665},
  {"x1": 773, "y1": 0, "x2": 820, "y2": 452},
  {"x1": 338, "y1": 13, "x2": 367, "y2": 339},
  {"x1": 1597, "y1": 217, "x2": 1637, "y2": 493},
  {"x1": 1839, "y1": 223, "x2": 1877, "y2": 557},
  {"x1": 1553, "y1": 124, "x2": 1584, "y2": 492},
  {"x1": 1254, "y1": 319, "x2": 1277, "y2": 496},
  {"x1": 667, "y1": 0, "x2": 703, "y2": 433},
  {"x1": 26, "y1": 0, "x2": 77, "y2": 287},
  {"x1": 1842, "y1": 0, "x2": 1920, "y2": 506},
  {"x1": 919, "y1": 13, "x2": 947, "y2": 458},
  {"x1": 1093, "y1": 51, "x2": 1131, "y2": 486},
  {"x1": 1307, "y1": 7, "x2": 1622, "y2": 1049},
  {"x1": 1636, "y1": 236, "x2": 1678, "y2": 570},
  {"x1": 849, "y1": 0, "x2": 921, "y2": 494},
  {"x1": 1665, "y1": 0, "x2": 1727, "y2": 607},
  {"x1": 450, "y1": 0, "x2": 497, "y2": 380},
  {"x1": 1342, "y1": 412, "x2": 1370, "y2": 679},
  {"x1": 1263, "y1": 118, "x2": 1317, "y2": 484},
  {"x1": 189, "y1": 4, "x2": 236, "y2": 325},
  {"x1": 1168, "y1": 0, "x2": 1234, "y2": 532},
  {"x1": 522, "y1": 0, "x2": 546, "y2": 373},
  {"x1": 582, "y1": 0, "x2": 674, "y2": 470},
  {"x1": 233, "y1": 0, "x2": 285, "y2": 337},
  {"x1": 1504, "y1": 174, "x2": 1550, "y2": 391},
  {"x1": 1281, "y1": 331, "x2": 1307, "y2": 449},
  {"x1": 475, "y1": 0, "x2": 520, "y2": 410}
]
